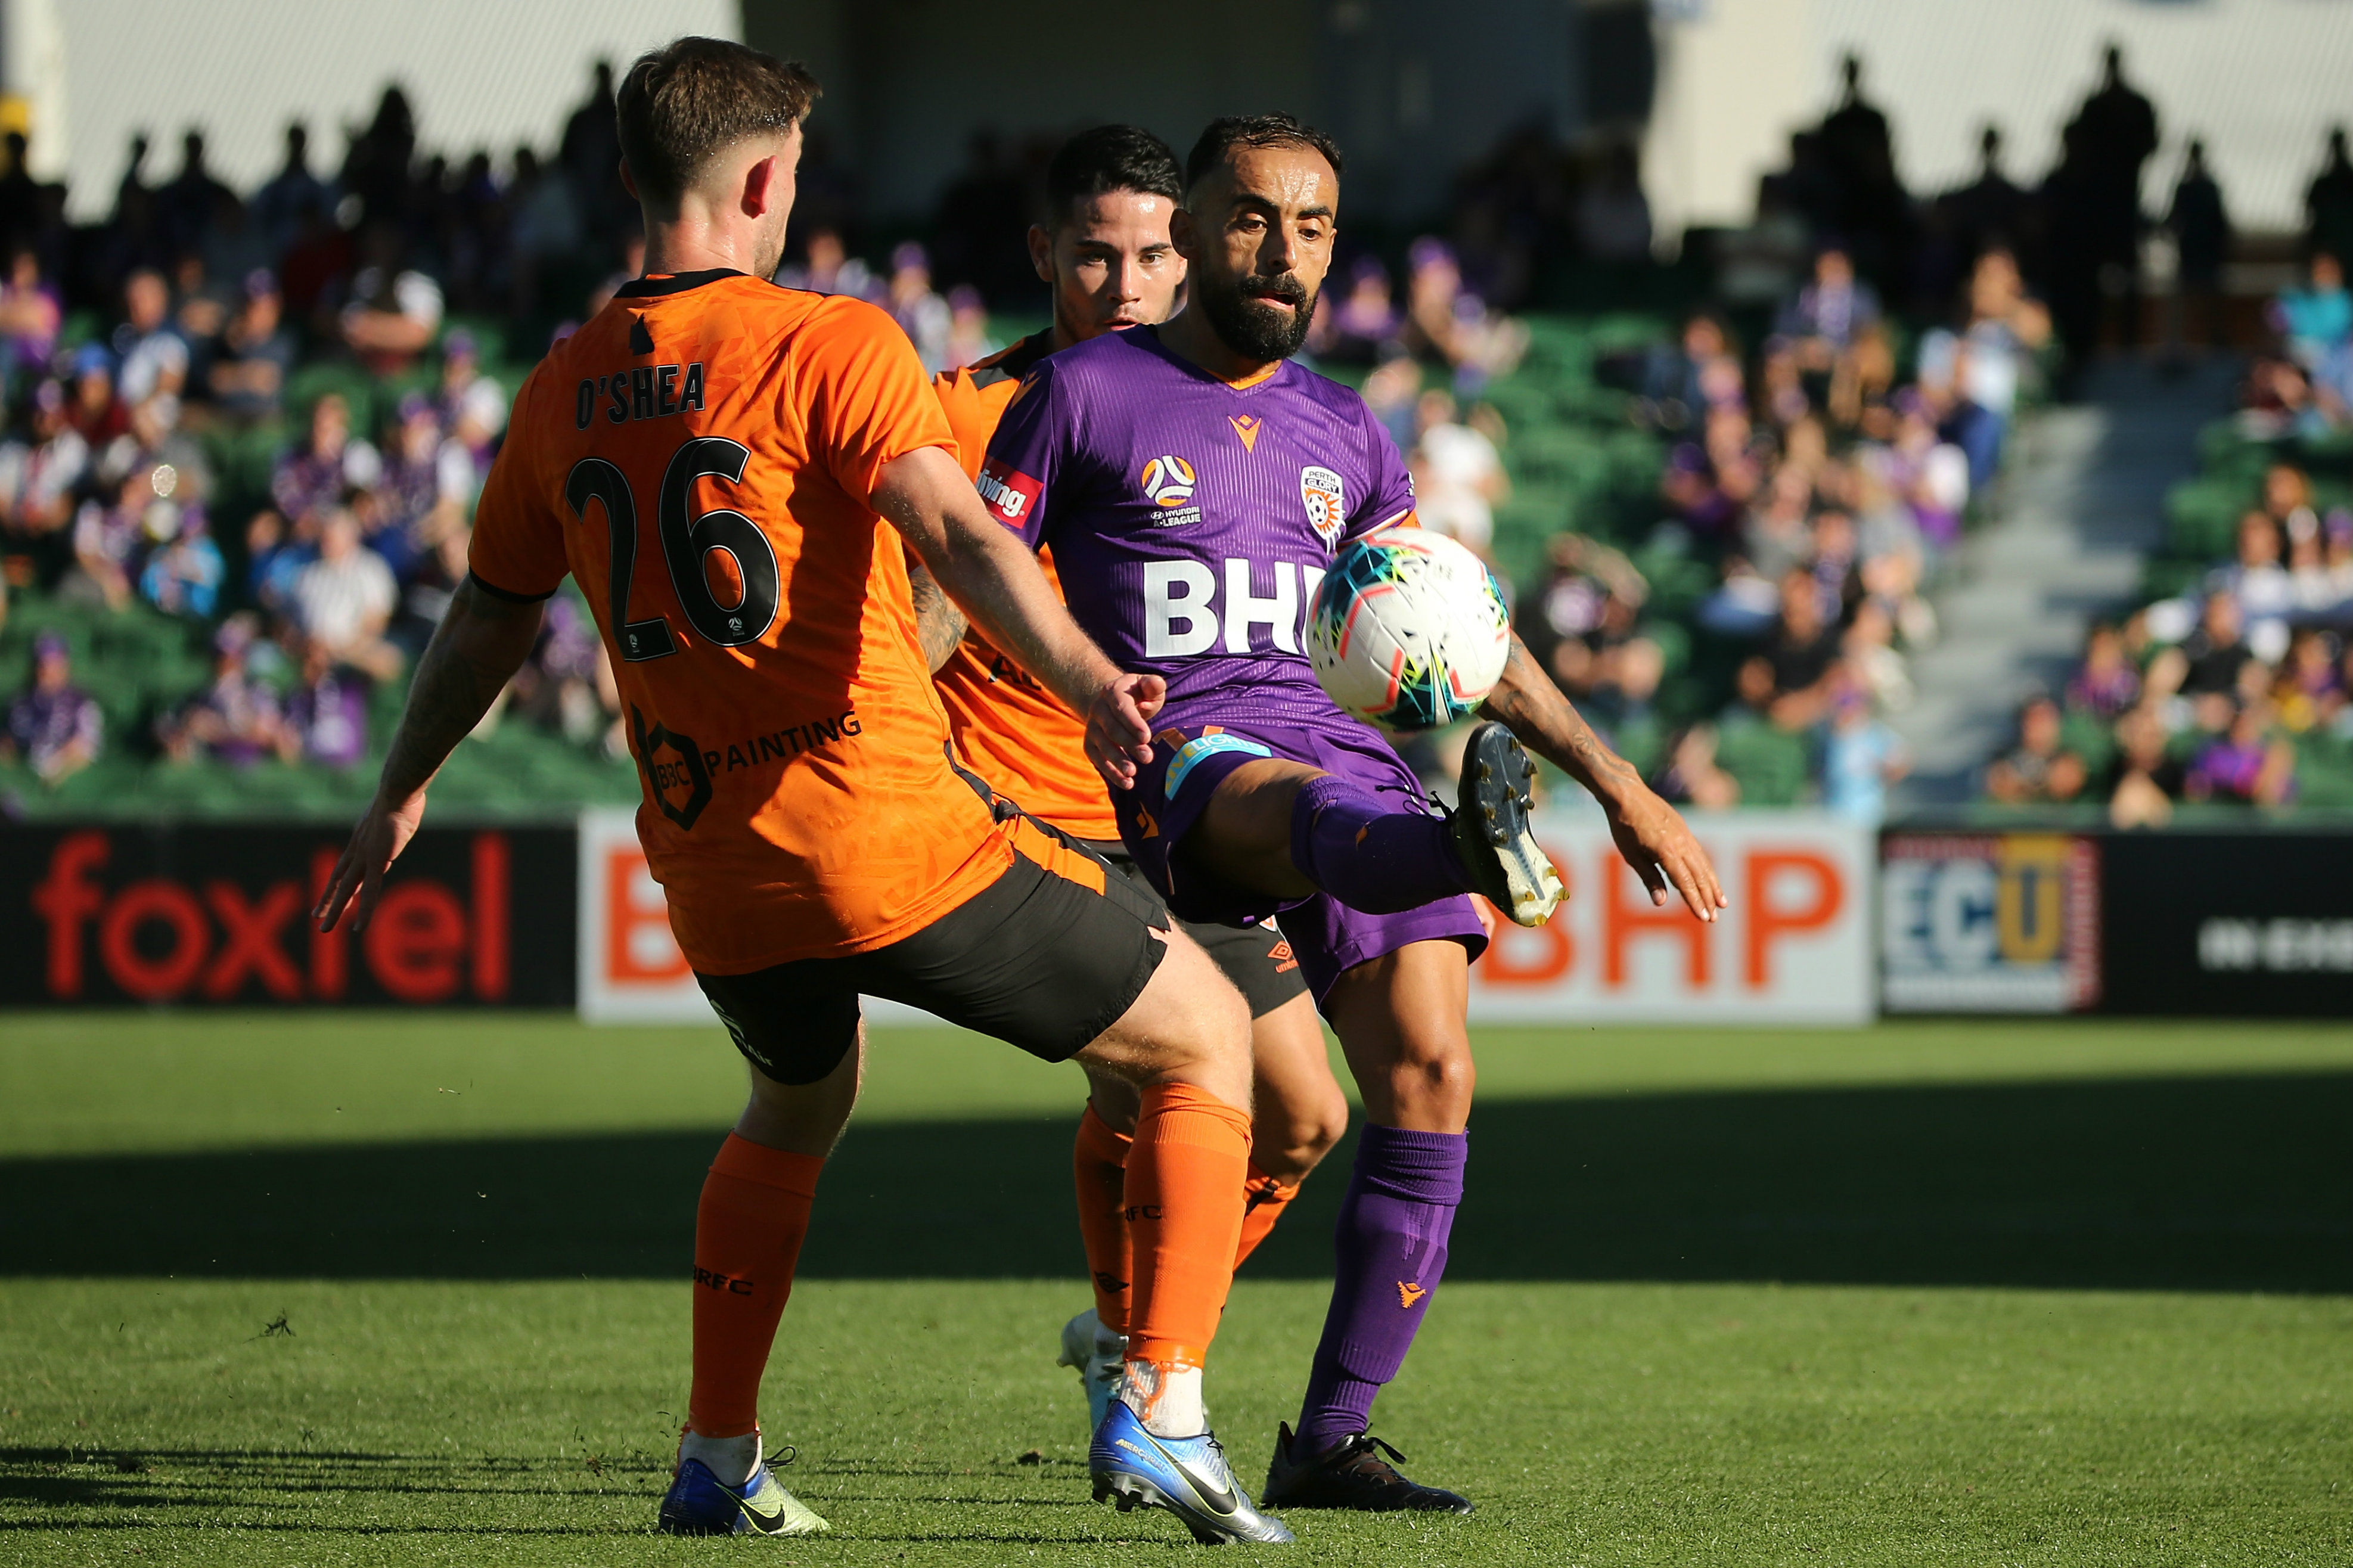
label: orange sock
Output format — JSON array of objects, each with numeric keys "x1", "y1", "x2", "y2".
[
  {"x1": 1122, "y1": 1082, "x2": 1251, "y2": 1373},
  {"x1": 1233, "y1": 1161, "x2": 1302, "y2": 1269},
  {"x1": 1073, "y1": 1103, "x2": 1135, "y2": 1334},
  {"x1": 685, "y1": 1134, "x2": 824, "y2": 1439}
]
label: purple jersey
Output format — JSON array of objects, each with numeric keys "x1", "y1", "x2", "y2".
[{"x1": 979, "y1": 325, "x2": 1415, "y2": 732}]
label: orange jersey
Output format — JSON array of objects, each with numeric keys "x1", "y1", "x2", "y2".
[
  {"x1": 930, "y1": 336, "x2": 1120, "y2": 840},
  {"x1": 468, "y1": 270, "x2": 1016, "y2": 973}
]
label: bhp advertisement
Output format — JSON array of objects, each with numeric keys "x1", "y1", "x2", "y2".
[
  {"x1": 0, "y1": 824, "x2": 576, "y2": 1007},
  {"x1": 578, "y1": 807, "x2": 1876, "y2": 1026}
]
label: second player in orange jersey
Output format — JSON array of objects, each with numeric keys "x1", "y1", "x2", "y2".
[{"x1": 915, "y1": 126, "x2": 1352, "y2": 1440}]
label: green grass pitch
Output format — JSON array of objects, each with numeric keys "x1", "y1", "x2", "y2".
[{"x1": 2, "y1": 1013, "x2": 2349, "y2": 1564}]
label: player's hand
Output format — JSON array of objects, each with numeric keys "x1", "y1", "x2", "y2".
[
  {"x1": 314, "y1": 788, "x2": 430, "y2": 934},
  {"x1": 1602, "y1": 784, "x2": 1725, "y2": 923},
  {"x1": 1086, "y1": 672, "x2": 1165, "y2": 788}
]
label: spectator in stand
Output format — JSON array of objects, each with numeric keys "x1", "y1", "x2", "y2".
[
  {"x1": 0, "y1": 381, "x2": 89, "y2": 581},
  {"x1": 61, "y1": 464, "x2": 162, "y2": 611},
  {"x1": 293, "y1": 507, "x2": 401, "y2": 681},
  {"x1": 1777, "y1": 244, "x2": 1879, "y2": 366},
  {"x1": 2273, "y1": 251, "x2": 2352, "y2": 369},
  {"x1": 204, "y1": 270, "x2": 293, "y2": 424},
  {"x1": 776, "y1": 227, "x2": 873, "y2": 299},
  {"x1": 1518, "y1": 532, "x2": 1659, "y2": 718},
  {"x1": 885, "y1": 241, "x2": 952, "y2": 372},
  {"x1": 1872, "y1": 392, "x2": 1969, "y2": 553},
  {"x1": 1761, "y1": 566, "x2": 1843, "y2": 728},
  {"x1": 941, "y1": 285, "x2": 998, "y2": 372},
  {"x1": 1409, "y1": 389, "x2": 1505, "y2": 561},
  {"x1": 1986, "y1": 695, "x2": 2087, "y2": 803},
  {"x1": 1662, "y1": 404, "x2": 1762, "y2": 542},
  {"x1": 2178, "y1": 592, "x2": 2255, "y2": 697},
  {"x1": 67, "y1": 345, "x2": 129, "y2": 448},
  {"x1": 283, "y1": 638, "x2": 370, "y2": 769},
  {"x1": 339, "y1": 225, "x2": 443, "y2": 374},
  {"x1": 2215, "y1": 510, "x2": 2295, "y2": 661},
  {"x1": 1400, "y1": 236, "x2": 1525, "y2": 391},
  {"x1": 250, "y1": 123, "x2": 334, "y2": 253},
  {"x1": 1642, "y1": 311, "x2": 1744, "y2": 431},
  {"x1": 138, "y1": 502, "x2": 221, "y2": 618},
  {"x1": 114, "y1": 269, "x2": 188, "y2": 430},
  {"x1": 1918, "y1": 249, "x2": 2048, "y2": 493},
  {"x1": 2187, "y1": 699, "x2": 2295, "y2": 805},
  {"x1": 1358, "y1": 354, "x2": 1421, "y2": 454},
  {"x1": 159, "y1": 617, "x2": 289, "y2": 766},
  {"x1": 2068, "y1": 622, "x2": 2142, "y2": 721},
  {"x1": 3, "y1": 631, "x2": 101, "y2": 785},
  {"x1": 272, "y1": 393, "x2": 380, "y2": 524},
  {"x1": 1573, "y1": 141, "x2": 1652, "y2": 264},
  {"x1": 0, "y1": 247, "x2": 59, "y2": 385},
  {"x1": 1650, "y1": 723, "x2": 1741, "y2": 810},
  {"x1": 1822, "y1": 665, "x2": 1907, "y2": 823},
  {"x1": 2307, "y1": 126, "x2": 2353, "y2": 266},
  {"x1": 2273, "y1": 628, "x2": 2344, "y2": 732},
  {"x1": 510, "y1": 590, "x2": 622, "y2": 752},
  {"x1": 1311, "y1": 257, "x2": 1404, "y2": 365},
  {"x1": 2165, "y1": 139, "x2": 2230, "y2": 357},
  {"x1": 2107, "y1": 705, "x2": 2181, "y2": 827},
  {"x1": 244, "y1": 509, "x2": 307, "y2": 617},
  {"x1": 370, "y1": 393, "x2": 448, "y2": 582}
]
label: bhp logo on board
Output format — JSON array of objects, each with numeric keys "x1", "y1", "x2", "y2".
[{"x1": 27, "y1": 829, "x2": 513, "y2": 1004}]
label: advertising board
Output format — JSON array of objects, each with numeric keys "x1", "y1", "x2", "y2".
[
  {"x1": 1880, "y1": 833, "x2": 2101, "y2": 1013},
  {"x1": 581, "y1": 806, "x2": 1874, "y2": 1026},
  {"x1": 0, "y1": 822, "x2": 576, "y2": 1007},
  {"x1": 2099, "y1": 831, "x2": 2353, "y2": 1016}
]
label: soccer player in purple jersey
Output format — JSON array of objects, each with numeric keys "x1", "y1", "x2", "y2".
[{"x1": 980, "y1": 114, "x2": 1726, "y2": 1514}]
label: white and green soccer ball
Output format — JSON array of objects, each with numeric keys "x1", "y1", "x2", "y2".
[{"x1": 1306, "y1": 528, "x2": 1512, "y2": 730}]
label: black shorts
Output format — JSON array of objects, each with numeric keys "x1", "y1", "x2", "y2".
[
  {"x1": 697, "y1": 825, "x2": 1169, "y2": 1086},
  {"x1": 1085, "y1": 840, "x2": 1310, "y2": 1021}
]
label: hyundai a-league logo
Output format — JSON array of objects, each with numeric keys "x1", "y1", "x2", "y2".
[
  {"x1": 1141, "y1": 455, "x2": 1197, "y2": 508},
  {"x1": 1302, "y1": 465, "x2": 1345, "y2": 544}
]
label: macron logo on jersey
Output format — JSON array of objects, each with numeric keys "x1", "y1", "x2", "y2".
[{"x1": 976, "y1": 459, "x2": 1042, "y2": 526}]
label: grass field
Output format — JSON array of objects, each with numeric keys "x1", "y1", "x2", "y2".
[{"x1": 2, "y1": 1014, "x2": 2349, "y2": 1564}]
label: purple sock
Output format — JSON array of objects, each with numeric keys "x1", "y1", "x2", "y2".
[
  {"x1": 1288, "y1": 775, "x2": 1469, "y2": 914},
  {"x1": 1293, "y1": 1125, "x2": 1467, "y2": 1452}
]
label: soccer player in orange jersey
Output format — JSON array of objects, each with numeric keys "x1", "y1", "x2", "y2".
[
  {"x1": 315, "y1": 40, "x2": 1289, "y2": 1545},
  {"x1": 920, "y1": 126, "x2": 1349, "y2": 1436}
]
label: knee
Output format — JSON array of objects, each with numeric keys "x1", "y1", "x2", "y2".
[
  {"x1": 1256, "y1": 1079, "x2": 1350, "y2": 1179},
  {"x1": 1382, "y1": 1042, "x2": 1476, "y2": 1128}
]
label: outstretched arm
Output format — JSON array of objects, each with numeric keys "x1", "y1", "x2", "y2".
[
  {"x1": 314, "y1": 576, "x2": 545, "y2": 932},
  {"x1": 1481, "y1": 632, "x2": 1727, "y2": 922},
  {"x1": 873, "y1": 444, "x2": 1159, "y2": 784}
]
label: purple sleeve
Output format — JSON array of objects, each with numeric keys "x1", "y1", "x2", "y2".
[
  {"x1": 974, "y1": 362, "x2": 1065, "y2": 549},
  {"x1": 1343, "y1": 397, "x2": 1418, "y2": 540}
]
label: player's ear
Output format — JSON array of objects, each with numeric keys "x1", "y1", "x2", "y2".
[
  {"x1": 1169, "y1": 204, "x2": 1199, "y2": 261},
  {"x1": 1028, "y1": 224, "x2": 1054, "y2": 285},
  {"x1": 743, "y1": 154, "x2": 779, "y2": 218},
  {"x1": 617, "y1": 159, "x2": 639, "y2": 201}
]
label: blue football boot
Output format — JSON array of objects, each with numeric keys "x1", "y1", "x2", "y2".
[
  {"x1": 656, "y1": 1442, "x2": 830, "y2": 1537},
  {"x1": 1090, "y1": 1396, "x2": 1294, "y2": 1544}
]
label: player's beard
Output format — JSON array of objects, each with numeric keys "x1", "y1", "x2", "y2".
[{"x1": 1196, "y1": 267, "x2": 1318, "y2": 362}]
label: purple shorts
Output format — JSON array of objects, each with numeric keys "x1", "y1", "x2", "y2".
[{"x1": 1110, "y1": 716, "x2": 1489, "y2": 1005}]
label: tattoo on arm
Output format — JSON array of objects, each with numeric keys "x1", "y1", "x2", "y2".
[
  {"x1": 1481, "y1": 634, "x2": 1643, "y2": 799},
  {"x1": 376, "y1": 577, "x2": 544, "y2": 803},
  {"x1": 908, "y1": 563, "x2": 969, "y2": 674}
]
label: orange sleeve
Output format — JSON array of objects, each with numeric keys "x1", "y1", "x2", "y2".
[
  {"x1": 930, "y1": 368, "x2": 1011, "y2": 482},
  {"x1": 799, "y1": 297, "x2": 958, "y2": 506},
  {"x1": 465, "y1": 363, "x2": 569, "y2": 599}
]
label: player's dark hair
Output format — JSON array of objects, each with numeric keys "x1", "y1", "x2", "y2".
[
  {"x1": 614, "y1": 36, "x2": 820, "y2": 208},
  {"x1": 1184, "y1": 114, "x2": 1345, "y2": 193},
  {"x1": 1045, "y1": 125, "x2": 1182, "y2": 228}
]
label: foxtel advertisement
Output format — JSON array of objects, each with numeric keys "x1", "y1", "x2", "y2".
[
  {"x1": 578, "y1": 807, "x2": 1878, "y2": 1027},
  {"x1": 0, "y1": 824, "x2": 576, "y2": 1007}
]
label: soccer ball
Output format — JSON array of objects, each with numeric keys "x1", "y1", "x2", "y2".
[{"x1": 1306, "y1": 529, "x2": 1511, "y2": 729}]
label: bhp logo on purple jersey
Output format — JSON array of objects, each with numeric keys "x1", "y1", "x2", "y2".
[
  {"x1": 1142, "y1": 558, "x2": 1330, "y2": 658},
  {"x1": 977, "y1": 460, "x2": 1041, "y2": 524}
]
